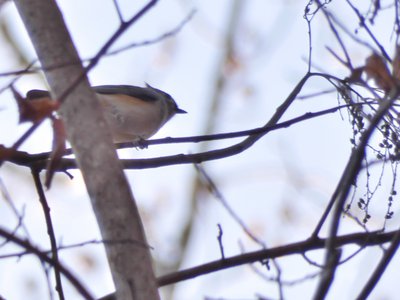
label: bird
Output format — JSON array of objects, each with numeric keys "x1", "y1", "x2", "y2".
[{"x1": 26, "y1": 84, "x2": 187, "y2": 143}]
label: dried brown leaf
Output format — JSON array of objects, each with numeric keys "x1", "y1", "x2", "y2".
[
  {"x1": 45, "y1": 118, "x2": 67, "y2": 188},
  {"x1": 364, "y1": 53, "x2": 395, "y2": 93}
]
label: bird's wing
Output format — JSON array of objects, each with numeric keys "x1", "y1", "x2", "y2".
[
  {"x1": 26, "y1": 89, "x2": 51, "y2": 100},
  {"x1": 94, "y1": 85, "x2": 158, "y2": 102}
]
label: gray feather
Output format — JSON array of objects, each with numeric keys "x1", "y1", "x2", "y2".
[
  {"x1": 26, "y1": 85, "x2": 173, "y2": 104},
  {"x1": 94, "y1": 85, "x2": 160, "y2": 102}
]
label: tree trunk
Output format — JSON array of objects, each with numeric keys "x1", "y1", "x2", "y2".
[{"x1": 14, "y1": 1, "x2": 160, "y2": 299}]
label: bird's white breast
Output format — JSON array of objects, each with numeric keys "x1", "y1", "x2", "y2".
[{"x1": 98, "y1": 93, "x2": 164, "y2": 142}]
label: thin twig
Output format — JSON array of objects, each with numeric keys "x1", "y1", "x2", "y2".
[
  {"x1": 346, "y1": 0, "x2": 391, "y2": 61},
  {"x1": 0, "y1": 238, "x2": 151, "y2": 260},
  {"x1": 319, "y1": 1, "x2": 353, "y2": 69},
  {"x1": 0, "y1": 226, "x2": 95, "y2": 300},
  {"x1": 0, "y1": 10, "x2": 194, "y2": 78},
  {"x1": 0, "y1": 178, "x2": 30, "y2": 236},
  {"x1": 195, "y1": 164, "x2": 285, "y2": 298},
  {"x1": 31, "y1": 168, "x2": 65, "y2": 300},
  {"x1": 57, "y1": 0, "x2": 160, "y2": 105},
  {"x1": 107, "y1": 9, "x2": 196, "y2": 56},
  {"x1": 112, "y1": 0, "x2": 124, "y2": 23},
  {"x1": 196, "y1": 165, "x2": 265, "y2": 245},
  {"x1": 216, "y1": 224, "x2": 225, "y2": 260}
]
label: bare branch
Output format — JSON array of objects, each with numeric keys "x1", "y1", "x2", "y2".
[
  {"x1": 6, "y1": 100, "x2": 371, "y2": 173},
  {"x1": 314, "y1": 86, "x2": 400, "y2": 298},
  {"x1": 0, "y1": 226, "x2": 95, "y2": 300},
  {"x1": 356, "y1": 228, "x2": 400, "y2": 299},
  {"x1": 157, "y1": 229, "x2": 400, "y2": 286}
]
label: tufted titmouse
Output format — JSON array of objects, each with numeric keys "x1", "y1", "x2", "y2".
[{"x1": 26, "y1": 84, "x2": 186, "y2": 143}]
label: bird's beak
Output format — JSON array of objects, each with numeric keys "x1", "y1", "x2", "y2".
[{"x1": 176, "y1": 107, "x2": 187, "y2": 114}]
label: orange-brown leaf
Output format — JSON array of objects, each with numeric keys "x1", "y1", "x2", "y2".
[
  {"x1": 45, "y1": 118, "x2": 67, "y2": 188},
  {"x1": 12, "y1": 86, "x2": 59, "y2": 123},
  {"x1": 364, "y1": 53, "x2": 395, "y2": 93}
]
